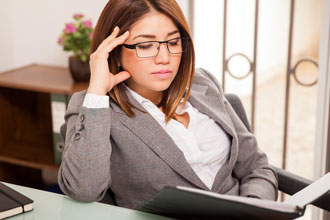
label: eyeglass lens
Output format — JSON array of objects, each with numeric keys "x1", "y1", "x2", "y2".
[{"x1": 136, "y1": 38, "x2": 187, "y2": 58}]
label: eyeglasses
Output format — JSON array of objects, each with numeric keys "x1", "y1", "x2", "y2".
[{"x1": 122, "y1": 37, "x2": 189, "y2": 58}]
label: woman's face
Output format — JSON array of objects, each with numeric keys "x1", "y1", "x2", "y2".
[{"x1": 120, "y1": 11, "x2": 182, "y2": 101}]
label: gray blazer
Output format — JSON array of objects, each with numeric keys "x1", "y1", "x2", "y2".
[{"x1": 58, "y1": 68, "x2": 278, "y2": 209}]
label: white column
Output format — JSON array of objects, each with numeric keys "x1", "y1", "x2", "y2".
[{"x1": 314, "y1": 0, "x2": 330, "y2": 219}]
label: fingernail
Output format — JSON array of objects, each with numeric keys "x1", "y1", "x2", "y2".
[
  {"x1": 113, "y1": 26, "x2": 119, "y2": 32},
  {"x1": 124, "y1": 30, "x2": 129, "y2": 35}
]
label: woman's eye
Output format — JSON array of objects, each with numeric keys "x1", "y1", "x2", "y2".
[
  {"x1": 137, "y1": 44, "x2": 153, "y2": 50},
  {"x1": 169, "y1": 40, "x2": 179, "y2": 46}
]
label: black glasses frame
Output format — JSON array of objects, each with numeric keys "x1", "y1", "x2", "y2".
[{"x1": 122, "y1": 37, "x2": 190, "y2": 58}]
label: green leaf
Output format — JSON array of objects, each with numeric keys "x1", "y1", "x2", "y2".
[{"x1": 81, "y1": 54, "x2": 87, "y2": 62}]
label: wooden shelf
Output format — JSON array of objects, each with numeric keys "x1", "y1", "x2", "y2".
[
  {"x1": 0, "y1": 64, "x2": 88, "y2": 188},
  {"x1": 0, "y1": 63, "x2": 88, "y2": 95},
  {"x1": 0, "y1": 140, "x2": 58, "y2": 170}
]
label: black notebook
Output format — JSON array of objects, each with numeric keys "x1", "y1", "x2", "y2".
[
  {"x1": 137, "y1": 172, "x2": 330, "y2": 220},
  {"x1": 0, "y1": 182, "x2": 34, "y2": 219}
]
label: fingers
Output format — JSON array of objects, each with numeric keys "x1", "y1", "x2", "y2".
[
  {"x1": 105, "y1": 26, "x2": 120, "y2": 42},
  {"x1": 112, "y1": 71, "x2": 131, "y2": 86},
  {"x1": 104, "y1": 30, "x2": 130, "y2": 52},
  {"x1": 97, "y1": 26, "x2": 130, "y2": 55},
  {"x1": 102, "y1": 26, "x2": 120, "y2": 44}
]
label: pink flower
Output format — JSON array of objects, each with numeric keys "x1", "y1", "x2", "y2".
[
  {"x1": 82, "y1": 20, "x2": 92, "y2": 28},
  {"x1": 88, "y1": 32, "x2": 93, "y2": 39},
  {"x1": 57, "y1": 37, "x2": 63, "y2": 45},
  {"x1": 65, "y1": 23, "x2": 77, "y2": 34},
  {"x1": 73, "y1": 13, "x2": 84, "y2": 20}
]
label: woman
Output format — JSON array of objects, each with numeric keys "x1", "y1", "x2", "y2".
[{"x1": 58, "y1": 0, "x2": 278, "y2": 209}]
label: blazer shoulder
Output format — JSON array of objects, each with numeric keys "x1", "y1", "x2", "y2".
[
  {"x1": 67, "y1": 90, "x2": 88, "y2": 112},
  {"x1": 194, "y1": 68, "x2": 223, "y2": 94}
]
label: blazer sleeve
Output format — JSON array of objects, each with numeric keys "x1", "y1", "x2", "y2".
[
  {"x1": 201, "y1": 68, "x2": 278, "y2": 200},
  {"x1": 58, "y1": 90, "x2": 112, "y2": 202}
]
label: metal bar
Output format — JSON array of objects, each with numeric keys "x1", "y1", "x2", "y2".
[
  {"x1": 222, "y1": 0, "x2": 227, "y2": 91},
  {"x1": 251, "y1": 0, "x2": 259, "y2": 132},
  {"x1": 280, "y1": 0, "x2": 295, "y2": 202},
  {"x1": 282, "y1": 0, "x2": 295, "y2": 184},
  {"x1": 222, "y1": 0, "x2": 257, "y2": 131}
]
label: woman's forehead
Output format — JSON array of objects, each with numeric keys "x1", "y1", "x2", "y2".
[{"x1": 129, "y1": 11, "x2": 179, "y2": 40}]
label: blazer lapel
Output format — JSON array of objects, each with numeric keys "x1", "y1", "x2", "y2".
[
  {"x1": 188, "y1": 83, "x2": 240, "y2": 191},
  {"x1": 188, "y1": 83, "x2": 236, "y2": 139},
  {"x1": 110, "y1": 92, "x2": 209, "y2": 190}
]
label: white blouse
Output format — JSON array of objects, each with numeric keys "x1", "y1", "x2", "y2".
[{"x1": 82, "y1": 89, "x2": 231, "y2": 189}]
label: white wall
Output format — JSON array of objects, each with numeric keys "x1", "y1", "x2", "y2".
[
  {"x1": 0, "y1": 0, "x2": 191, "y2": 73},
  {"x1": 194, "y1": 0, "x2": 223, "y2": 82},
  {"x1": 0, "y1": 1, "x2": 15, "y2": 72},
  {"x1": 0, "y1": 0, "x2": 108, "y2": 73},
  {"x1": 176, "y1": 0, "x2": 189, "y2": 21}
]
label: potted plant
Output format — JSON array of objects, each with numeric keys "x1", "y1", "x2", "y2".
[{"x1": 58, "y1": 13, "x2": 94, "y2": 82}]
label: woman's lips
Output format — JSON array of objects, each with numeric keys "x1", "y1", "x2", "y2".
[{"x1": 152, "y1": 70, "x2": 172, "y2": 79}]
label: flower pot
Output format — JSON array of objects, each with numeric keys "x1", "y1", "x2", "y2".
[{"x1": 69, "y1": 56, "x2": 91, "y2": 82}]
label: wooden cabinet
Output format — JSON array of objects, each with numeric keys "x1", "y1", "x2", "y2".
[{"x1": 0, "y1": 64, "x2": 88, "y2": 188}]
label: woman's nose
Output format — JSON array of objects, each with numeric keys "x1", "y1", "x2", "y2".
[{"x1": 154, "y1": 43, "x2": 170, "y2": 64}]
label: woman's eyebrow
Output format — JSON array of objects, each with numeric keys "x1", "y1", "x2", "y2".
[
  {"x1": 133, "y1": 34, "x2": 155, "y2": 40},
  {"x1": 132, "y1": 30, "x2": 180, "y2": 40},
  {"x1": 167, "y1": 30, "x2": 180, "y2": 36}
]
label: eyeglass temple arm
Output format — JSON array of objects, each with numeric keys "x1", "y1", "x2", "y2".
[{"x1": 122, "y1": 44, "x2": 135, "y2": 49}]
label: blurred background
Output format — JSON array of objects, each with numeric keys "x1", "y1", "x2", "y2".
[{"x1": 0, "y1": 0, "x2": 329, "y2": 220}]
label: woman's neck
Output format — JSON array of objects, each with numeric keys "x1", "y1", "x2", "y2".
[
  {"x1": 125, "y1": 84, "x2": 163, "y2": 106},
  {"x1": 145, "y1": 91, "x2": 163, "y2": 106}
]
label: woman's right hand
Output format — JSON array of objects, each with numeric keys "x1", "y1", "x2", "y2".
[{"x1": 87, "y1": 26, "x2": 131, "y2": 95}]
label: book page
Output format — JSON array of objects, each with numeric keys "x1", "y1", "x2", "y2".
[
  {"x1": 284, "y1": 172, "x2": 330, "y2": 207},
  {"x1": 176, "y1": 186, "x2": 301, "y2": 213},
  {"x1": 51, "y1": 101, "x2": 66, "y2": 133}
]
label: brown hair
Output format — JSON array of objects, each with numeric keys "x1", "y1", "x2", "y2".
[{"x1": 90, "y1": 0, "x2": 195, "y2": 123}]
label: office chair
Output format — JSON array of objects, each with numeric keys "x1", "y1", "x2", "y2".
[{"x1": 224, "y1": 93, "x2": 330, "y2": 212}]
